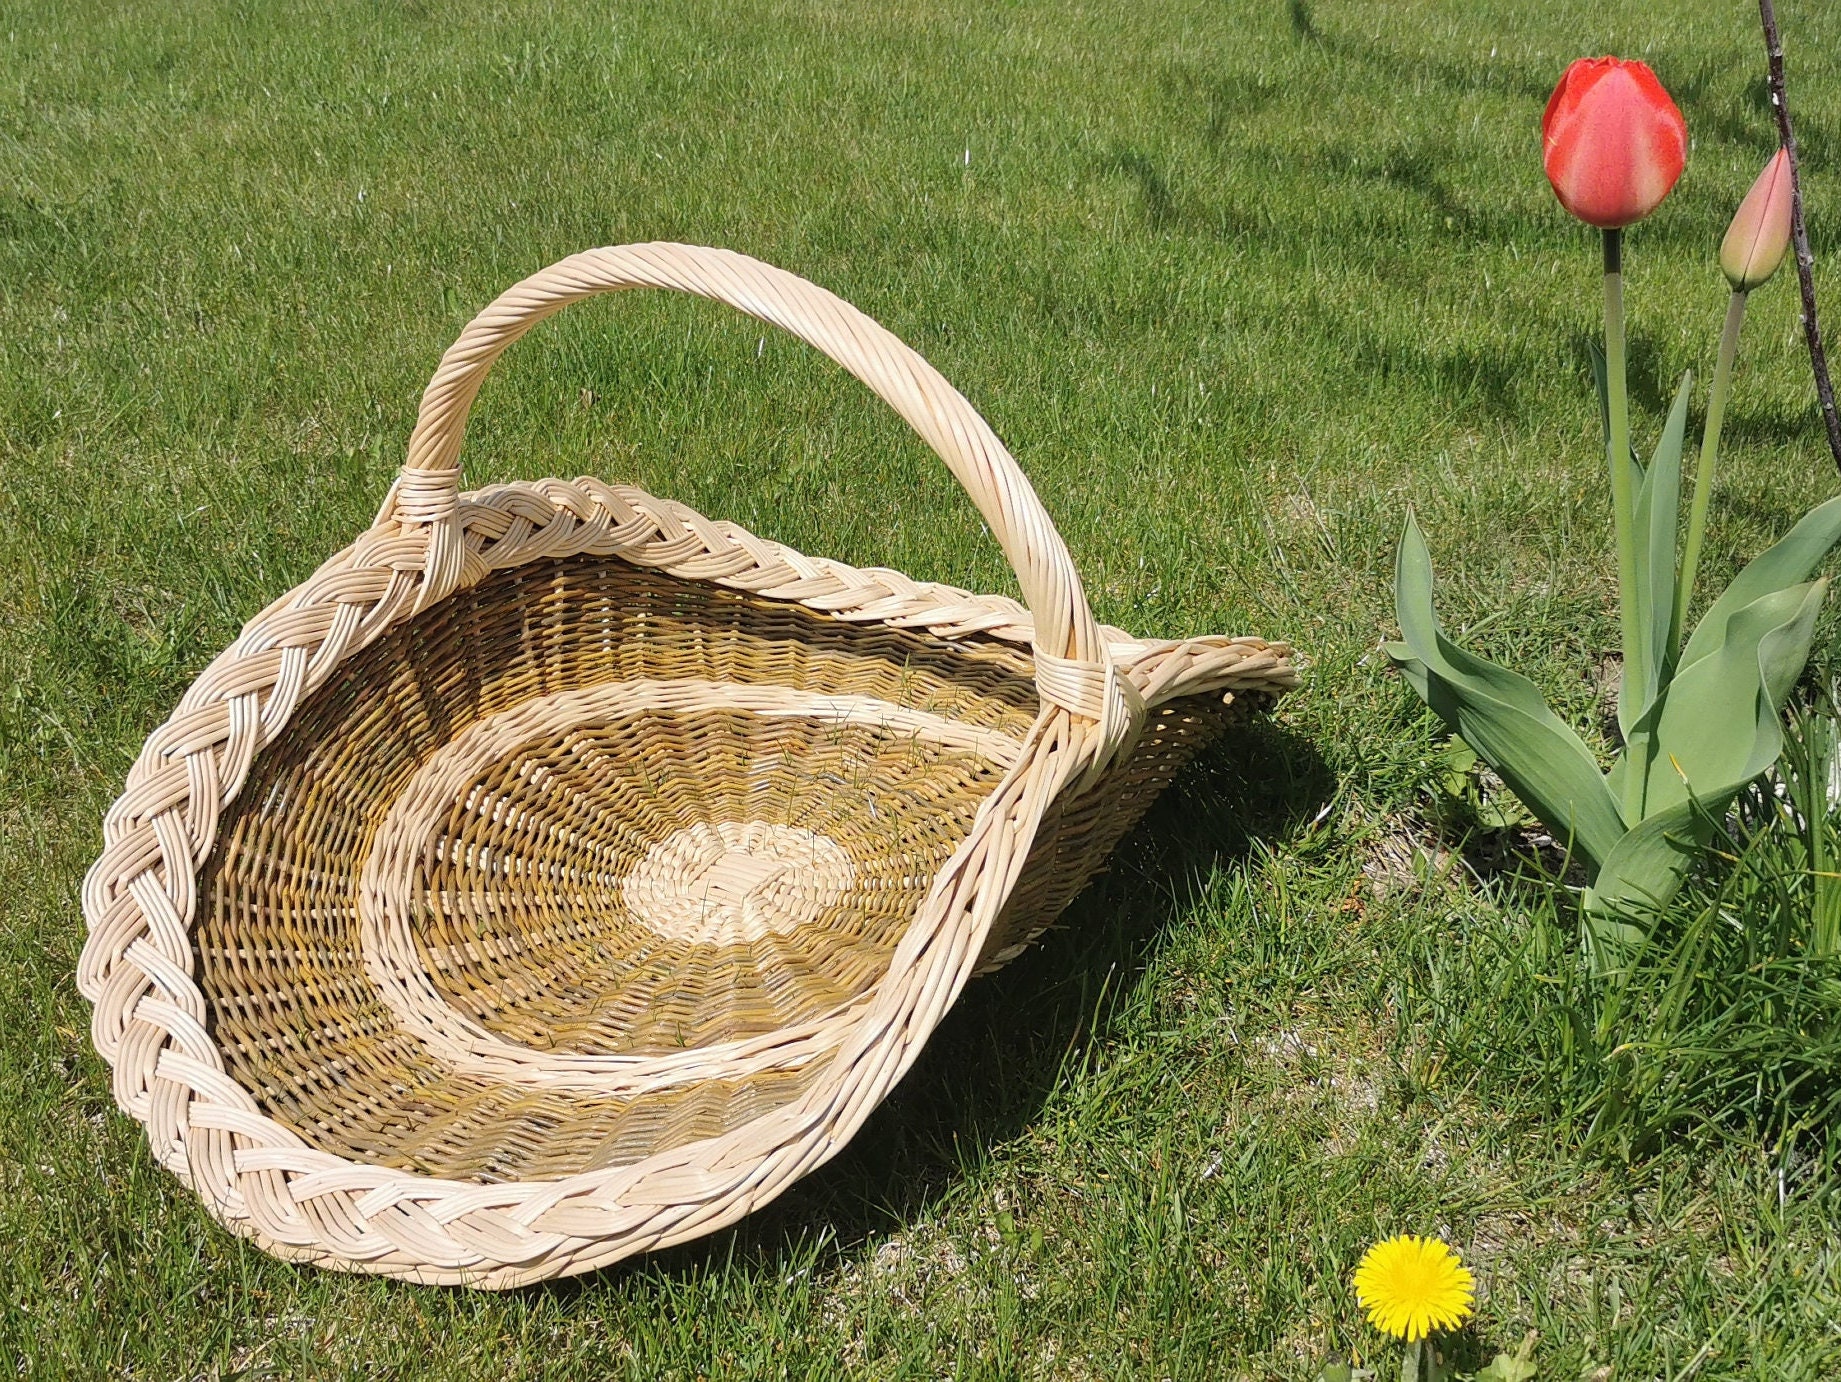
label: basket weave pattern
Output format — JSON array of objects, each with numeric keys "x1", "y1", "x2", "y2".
[{"x1": 77, "y1": 245, "x2": 1297, "y2": 1286}]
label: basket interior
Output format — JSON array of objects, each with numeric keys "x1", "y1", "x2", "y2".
[{"x1": 195, "y1": 552, "x2": 1038, "y2": 1181}]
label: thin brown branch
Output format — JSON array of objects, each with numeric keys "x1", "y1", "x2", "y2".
[{"x1": 1758, "y1": 0, "x2": 1841, "y2": 472}]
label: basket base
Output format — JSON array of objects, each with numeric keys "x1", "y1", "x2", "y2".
[
  {"x1": 355, "y1": 676, "x2": 1018, "y2": 1087},
  {"x1": 192, "y1": 552, "x2": 1043, "y2": 1181},
  {"x1": 180, "y1": 549, "x2": 1268, "y2": 1190}
]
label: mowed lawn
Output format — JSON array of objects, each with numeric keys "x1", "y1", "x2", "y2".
[{"x1": 5, "y1": 0, "x2": 1841, "y2": 1376}]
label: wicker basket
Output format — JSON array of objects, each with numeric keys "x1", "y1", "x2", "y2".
[{"x1": 76, "y1": 244, "x2": 1297, "y2": 1287}]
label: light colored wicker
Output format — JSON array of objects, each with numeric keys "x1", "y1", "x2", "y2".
[{"x1": 76, "y1": 244, "x2": 1298, "y2": 1287}]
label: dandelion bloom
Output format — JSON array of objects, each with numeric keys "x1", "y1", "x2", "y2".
[{"x1": 1352, "y1": 1235, "x2": 1476, "y2": 1342}]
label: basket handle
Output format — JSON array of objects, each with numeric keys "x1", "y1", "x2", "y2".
[{"x1": 388, "y1": 243, "x2": 1128, "y2": 730}]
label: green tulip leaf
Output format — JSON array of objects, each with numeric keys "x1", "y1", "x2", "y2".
[
  {"x1": 1584, "y1": 799, "x2": 1717, "y2": 963},
  {"x1": 1388, "y1": 515, "x2": 1627, "y2": 870},
  {"x1": 1628, "y1": 578, "x2": 1825, "y2": 818},
  {"x1": 1627, "y1": 370, "x2": 1692, "y2": 725},
  {"x1": 1679, "y1": 494, "x2": 1841, "y2": 674}
]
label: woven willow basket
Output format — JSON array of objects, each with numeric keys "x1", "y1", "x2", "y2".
[{"x1": 77, "y1": 244, "x2": 1297, "y2": 1287}]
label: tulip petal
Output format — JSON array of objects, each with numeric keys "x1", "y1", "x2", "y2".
[{"x1": 1543, "y1": 57, "x2": 1687, "y2": 229}]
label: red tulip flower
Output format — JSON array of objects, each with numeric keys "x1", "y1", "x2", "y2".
[
  {"x1": 1539, "y1": 58, "x2": 1689, "y2": 739},
  {"x1": 1542, "y1": 57, "x2": 1688, "y2": 229}
]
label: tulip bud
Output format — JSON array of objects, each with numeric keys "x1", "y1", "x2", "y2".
[
  {"x1": 1542, "y1": 57, "x2": 1688, "y2": 230},
  {"x1": 1720, "y1": 148, "x2": 1793, "y2": 292}
]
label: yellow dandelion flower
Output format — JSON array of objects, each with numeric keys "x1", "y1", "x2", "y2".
[{"x1": 1352, "y1": 1235, "x2": 1475, "y2": 1342}]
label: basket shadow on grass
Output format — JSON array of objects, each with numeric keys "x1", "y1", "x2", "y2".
[{"x1": 538, "y1": 714, "x2": 1333, "y2": 1297}]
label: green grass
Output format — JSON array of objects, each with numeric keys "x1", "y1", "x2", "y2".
[
  {"x1": 6, "y1": 0, "x2": 1841, "y2": 1375},
  {"x1": 1540, "y1": 693, "x2": 1841, "y2": 1168}
]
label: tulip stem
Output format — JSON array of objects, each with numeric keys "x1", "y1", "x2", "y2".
[
  {"x1": 1603, "y1": 229, "x2": 1646, "y2": 820},
  {"x1": 1675, "y1": 289, "x2": 1749, "y2": 651}
]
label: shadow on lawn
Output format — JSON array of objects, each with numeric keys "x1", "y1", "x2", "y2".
[{"x1": 539, "y1": 714, "x2": 1333, "y2": 1298}]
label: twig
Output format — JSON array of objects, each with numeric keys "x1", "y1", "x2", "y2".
[{"x1": 1758, "y1": 0, "x2": 1841, "y2": 473}]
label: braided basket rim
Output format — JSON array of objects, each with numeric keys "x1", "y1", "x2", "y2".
[
  {"x1": 75, "y1": 243, "x2": 1298, "y2": 1286},
  {"x1": 77, "y1": 478, "x2": 1295, "y2": 1286}
]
